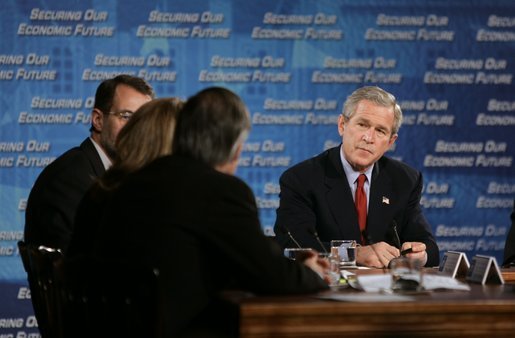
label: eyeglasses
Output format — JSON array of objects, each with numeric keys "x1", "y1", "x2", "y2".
[{"x1": 105, "y1": 110, "x2": 134, "y2": 121}]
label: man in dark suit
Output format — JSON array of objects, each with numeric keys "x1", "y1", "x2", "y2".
[
  {"x1": 503, "y1": 200, "x2": 515, "y2": 266},
  {"x1": 94, "y1": 87, "x2": 329, "y2": 337},
  {"x1": 274, "y1": 86, "x2": 439, "y2": 268},
  {"x1": 24, "y1": 75, "x2": 154, "y2": 253}
]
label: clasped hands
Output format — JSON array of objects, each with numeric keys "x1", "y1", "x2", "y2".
[
  {"x1": 357, "y1": 241, "x2": 428, "y2": 268},
  {"x1": 301, "y1": 242, "x2": 427, "y2": 283}
]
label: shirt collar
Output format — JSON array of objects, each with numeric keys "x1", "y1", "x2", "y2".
[
  {"x1": 339, "y1": 145, "x2": 374, "y2": 186},
  {"x1": 90, "y1": 137, "x2": 112, "y2": 170}
]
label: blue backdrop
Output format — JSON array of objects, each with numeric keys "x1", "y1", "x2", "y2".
[{"x1": 1, "y1": 0, "x2": 514, "y2": 335}]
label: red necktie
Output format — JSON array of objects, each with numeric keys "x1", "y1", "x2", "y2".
[{"x1": 355, "y1": 174, "x2": 367, "y2": 244}]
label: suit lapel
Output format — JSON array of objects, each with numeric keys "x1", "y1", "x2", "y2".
[
  {"x1": 324, "y1": 147, "x2": 361, "y2": 240},
  {"x1": 368, "y1": 158, "x2": 395, "y2": 242},
  {"x1": 81, "y1": 138, "x2": 106, "y2": 177}
]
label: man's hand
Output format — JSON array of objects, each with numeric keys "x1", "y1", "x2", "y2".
[
  {"x1": 401, "y1": 242, "x2": 428, "y2": 266},
  {"x1": 357, "y1": 242, "x2": 400, "y2": 268},
  {"x1": 303, "y1": 250, "x2": 331, "y2": 283}
]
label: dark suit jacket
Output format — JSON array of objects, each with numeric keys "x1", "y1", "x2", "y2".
[
  {"x1": 503, "y1": 200, "x2": 515, "y2": 266},
  {"x1": 274, "y1": 146, "x2": 439, "y2": 267},
  {"x1": 67, "y1": 182, "x2": 112, "y2": 257},
  {"x1": 24, "y1": 138, "x2": 105, "y2": 253},
  {"x1": 93, "y1": 154, "x2": 328, "y2": 337}
]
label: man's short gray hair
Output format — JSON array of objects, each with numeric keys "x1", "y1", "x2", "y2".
[
  {"x1": 174, "y1": 87, "x2": 251, "y2": 167},
  {"x1": 342, "y1": 86, "x2": 403, "y2": 135}
]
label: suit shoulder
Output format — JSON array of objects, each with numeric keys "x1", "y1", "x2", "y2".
[
  {"x1": 57, "y1": 146, "x2": 90, "y2": 163},
  {"x1": 210, "y1": 167, "x2": 254, "y2": 197},
  {"x1": 29, "y1": 141, "x2": 102, "y2": 195},
  {"x1": 37, "y1": 146, "x2": 90, "y2": 176},
  {"x1": 48, "y1": 138, "x2": 97, "y2": 169},
  {"x1": 379, "y1": 156, "x2": 421, "y2": 181}
]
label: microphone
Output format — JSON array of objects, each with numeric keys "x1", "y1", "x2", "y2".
[
  {"x1": 308, "y1": 228, "x2": 328, "y2": 253},
  {"x1": 277, "y1": 225, "x2": 301, "y2": 249}
]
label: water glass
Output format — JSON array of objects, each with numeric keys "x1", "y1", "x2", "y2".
[
  {"x1": 389, "y1": 256, "x2": 424, "y2": 292},
  {"x1": 318, "y1": 252, "x2": 341, "y2": 287},
  {"x1": 330, "y1": 240, "x2": 357, "y2": 267}
]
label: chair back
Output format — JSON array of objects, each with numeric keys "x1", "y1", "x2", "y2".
[
  {"x1": 18, "y1": 240, "x2": 64, "y2": 338},
  {"x1": 55, "y1": 255, "x2": 162, "y2": 338}
]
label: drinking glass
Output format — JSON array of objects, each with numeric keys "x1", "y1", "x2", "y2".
[
  {"x1": 318, "y1": 252, "x2": 341, "y2": 287},
  {"x1": 389, "y1": 256, "x2": 424, "y2": 292},
  {"x1": 330, "y1": 240, "x2": 357, "y2": 267}
]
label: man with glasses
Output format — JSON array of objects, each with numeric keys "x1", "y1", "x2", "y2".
[
  {"x1": 24, "y1": 74, "x2": 154, "y2": 253},
  {"x1": 274, "y1": 86, "x2": 439, "y2": 268}
]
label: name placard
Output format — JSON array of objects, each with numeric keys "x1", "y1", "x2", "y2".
[
  {"x1": 438, "y1": 251, "x2": 470, "y2": 278},
  {"x1": 466, "y1": 255, "x2": 504, "y2": 285}
]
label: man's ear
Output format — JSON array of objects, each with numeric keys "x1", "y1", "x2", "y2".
[
  {"x1": 232, "y1": 142, "x2": 243, "y2": 162},
  {"x1": 337, "y1": 114, "x2": 346, "y2": 136},
  {"x1": 91, "y1": 108, "x2": 104, "y2": 133},
  {"x1": 388, "y1": 133, "x2": 398, "y2": 149},
  {"x1": 224, "y1": 142, "x2": 243, "y2": 175},
  {"x1": 215, "y1": 142, "x2": 243, "y2": 175}
]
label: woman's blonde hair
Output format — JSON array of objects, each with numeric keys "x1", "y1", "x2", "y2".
[{"x1": 99, "y1": 97, "x2": 184, "y2": 190}]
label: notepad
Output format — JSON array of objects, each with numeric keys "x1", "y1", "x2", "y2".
[{"x1": 355, "y1": 273, "x2": 471, "y2": 293}]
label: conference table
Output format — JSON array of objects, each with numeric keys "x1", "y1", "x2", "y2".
[{"x1": 222, "y1": 268, "x2": 515, "y2": 338}]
